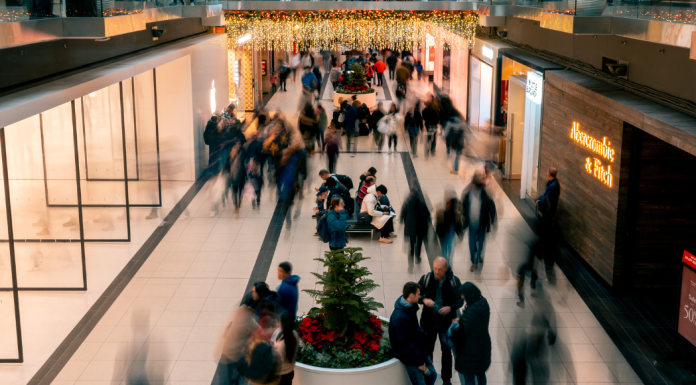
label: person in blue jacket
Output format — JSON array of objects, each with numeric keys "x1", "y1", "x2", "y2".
[
  {"x1": 276, "y1": 261, "x2": 300, "y2": 320},
  {"x1": 390, "y1": 282, "x2": 438, "y2": 385},
  {"x1": 326, "y1": 196, "x2": 349, "y2": 251}
]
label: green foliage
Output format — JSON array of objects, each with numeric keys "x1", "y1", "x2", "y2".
[
  {"x1": 348, "y1": 63, "x2": 367, "y2": 87},
  {"x1": 296, "y1": 320, "x2": 392, "y2": 369},
  {"x1": 303, "y1": 247, "x2": 384, "y2": 336}
]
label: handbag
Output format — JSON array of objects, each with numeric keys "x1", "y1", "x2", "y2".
[{"x1": 357, "y1": 212, "x2": 371, "y2": 223}]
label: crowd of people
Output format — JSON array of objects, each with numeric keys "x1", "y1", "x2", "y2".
[{"x1": 203, "y1": 45, "x2": 565, "y2": 385}]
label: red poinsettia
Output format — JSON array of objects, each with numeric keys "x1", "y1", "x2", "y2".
[{"x1": 298, "y1": 315, "x2": 383, "y2": 354}]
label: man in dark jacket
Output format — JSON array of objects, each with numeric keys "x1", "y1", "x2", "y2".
[
  {"x1": 325, "y1": 177, "x2": 354, "y2": 216},
  {"x1": 341, "y1": 100, "x2": 359, "y2": 153},
  {"x1": 451, "y1": 282, "x2": 491, "y2": 385},
  {"x1": 535, "y1": 167, "x2": 560, "y2": 284},
  {"x1": 386, "y1": 52, "x2": 398, "y2": 80},
  {"x1": 417, "y1": 257, "x2": 463, "y2": 385},
  {"x1": 400, "y1": 187, "x2": 430, "y2": 271},
  {"x1": 276, "y1": 262, "x2": 300, "y2": 319},
  {"x1": 422, "y1": 99, "x2": 440, "y2": 158},
  {"x1": 390, "y1": 282, "x2": 437, "y2": 385},
  {"x1": 461, "y1": 172, "x2": 497, "y2": 274}
]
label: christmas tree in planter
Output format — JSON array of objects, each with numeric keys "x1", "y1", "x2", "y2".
[
  {"x1": 303, "y1": 247, "x2": 383, "y2": 337},
  {"x1": 340, "y1": 63, "x2": 372, "y2": 94}
]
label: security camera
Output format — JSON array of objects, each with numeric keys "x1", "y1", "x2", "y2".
[{"x1": 497, "y1": 31, "x2": 508, "y2": 38}]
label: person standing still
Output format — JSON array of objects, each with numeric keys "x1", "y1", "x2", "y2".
[
  {"x1": 451, "y1": 282, "x2": 492, "y2": 385},
  {"x1": 535, "y1": 167, "x2": 561, "y2": 284},
  {"x1": 386, "y1": 51, "x2": 398, "y2": 80},
  {"x1": 326, "y1": 197, "x2": 350, "y2": 251},
  {"x1": 418, "y1": 257, "x2": 463, "y2": 385},
  {"x1": 277, "y1": 262, "x2": 300, "y2": 320},
  {"x1": 390, "y1": 282, "x2": 438, "y2": 385},
  {"x1": 461, "y1": 173, "x2": 497, "y2": 275},
  {"x1": 374, "y1": 57, "x2": 386, "y2": 86}
]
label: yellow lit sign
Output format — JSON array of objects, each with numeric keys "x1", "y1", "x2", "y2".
[{"x1": 572, "y1": 122, "x2": 615, "y2": 188}]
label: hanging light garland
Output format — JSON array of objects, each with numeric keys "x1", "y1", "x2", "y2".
[{"x1": 224, "y1": 10, "x2": 479, "y2": 51}]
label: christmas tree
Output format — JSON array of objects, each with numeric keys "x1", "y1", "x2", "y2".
[
  {"x1": 348, "y1": 63, "x2": 367, "y2": 87},
  {"x1": 303, "y1": 247, "x2": 383, "y2": 336}
]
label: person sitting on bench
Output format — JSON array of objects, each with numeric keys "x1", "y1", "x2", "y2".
[{"x1": 360, "y1": 184, "x2": 397, "y2": 244}]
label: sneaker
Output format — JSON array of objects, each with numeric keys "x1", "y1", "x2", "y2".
[
  {"x1": 516, "y1": 300, "x2": 525, "y2": 308},
  {"x1": 210, "y1": 211, "x2": 217, "y2": 217},
  {"x1": 450, "y1": 170, "x2": 458, "y2": 174},
  {"x1": 378, "y1": 238, "x2": 393, "y2": 244},
  {"x1": 470, "y1": 263, "x2": 475, "y2": 272},
  {"x1": 389, "y1": 233, "x2": 397, "y2": 238}
]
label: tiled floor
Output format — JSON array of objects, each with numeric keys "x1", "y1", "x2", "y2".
[{"x1": 0, "y1": 67, "x2": 644, "y2": 385}]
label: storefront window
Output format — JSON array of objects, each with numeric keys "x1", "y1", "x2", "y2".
[
  {"x1": 521, "y1": 71, "x2": 544, "y2": 201},
  {"x1": 469, "y1": 56, "x2": 493, "y2": 133}
]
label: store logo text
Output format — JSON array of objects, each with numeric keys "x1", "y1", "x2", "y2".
[{"x1": 572, "y1": 122, "x2": 615, "y2": 188}]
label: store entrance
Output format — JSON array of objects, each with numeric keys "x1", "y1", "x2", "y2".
[
  {"x1": 469, "y1": 56, "x2": 493, "y2": 133},
  {"x1": 504, "y1": 75, "x2": 526, "y2": 180}
]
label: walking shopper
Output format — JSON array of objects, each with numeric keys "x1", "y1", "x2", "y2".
[
  {"x1": 371, "y1": 102, "x2": 386, "y2": 152},
  {"x1": 400, "y1": 186, "x2": 429, "y2": 271},
  {"x1": 290, "y1": 52, "x2": 300, "y2": 82},
  {"x1": 418, "y1": 257, "x2": 463, "y2": 385},
  {"x1": 451, "y1": 282, "x2": 492, "y2": 385},
  {"x1": 390, "y1": 282, "x2": 438, "y2": 385},
  {"x1": 461, "y1": 173, "x2": 497, "y2": 274},
  {"x1": 279, "y1": 60, "x2": 289, "y2": 91},
  {"x1": 325, "y1": 124, "x2": 340, "y2": 173},
  {"x1": 422, "y1": 98, "x2": 440, "y2": 158},
  {"x1": 535, "y1": 167, "x2": 561, "y2": 284},
  {"x1": 340, "y1": 99, "x2": 359, "y2": 153},
  {"x1": 446, "y1": 118, "x2": 466, "y2": 174},
  {"x1": 270, "y1": 71, "x2": 278, "y2": 94},
  {"x1": 275, "y1": 312, "x2": 300, "y2": 385},
  {"x1": 386, "y1": 104, "x2": 401, "y2": 153},
  {"x1": 360, "y1": 184, "x2": 396, "y2": 244},
  {"x1": 386, "y1": 51, "x2": 398, "y2": 80},
  {"x1": 316, "y1": 103, "x2": 327, "y2": 153},
  {"x1": 435, "y1": 193, "x2": 463, "y2": 264},
  {"x1": 225, "y1": 143, "x2": 246, "y2": 214},
  {"x1": 407, "y1": 100, "x2": 423, "y2": 158},
  {"x1": 374, "y1": 57, "x2": 386, "y2": 86},
  {"x1": 299, "y1": 102, "x2": 318, "y2": 155},
  {"x1": 277, "y1": 262, "x2": 300, "y2": 320},
  {"x1": 327, "y1": 197, "x2": 349, "y2": 251}
]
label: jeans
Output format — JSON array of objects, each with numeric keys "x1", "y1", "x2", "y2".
[
  {"x1": 425, "y1": 330, "x2": 452, "y2": 381},
  {"x1": 425, "y1": 131, "x2": 437, "y2": 156},
  {"x1": 410, "y1": 135, "x2": 418, "y2": 155},
  {"x1": 389, "y1": 67, "x2": 395, "y2": 79},
  {"x1": 453, "y1": 148, "x2": 462, "y2": 171},
  {"x1": 377, "y1": 72, "x2": 384, "y2": 86},
  {"x1": 469, "y1": 226, "x2": 486, "y2": 268},
  {"x1": 316, "y1": 130, "x2": 325, "y2": 151},
  {"x1": 346, "y1": 134, "x2": 357, "y2": 153},
  {"x1": 279, "y1": 76, "x2": 287, "y2": 91},
  {"x1": 327, "y1": 152, "x2": 337, "y2": 173},
  {"x1": 440, "y1": 231, "x2": 454, "y2": 263},
  {"x1": 404, "y1": 357, "x2": 437, "y2": 385},
  {"x1": 388, "y1": 134, "x2": 398, "y2": 150},
  {"x1": 460, "y1": 372, "x2": 487, "y2": 385},
  {"x1": 374, "y1": 131, "x2": 384, "y2": 151},
  {"x1": 332, "y1": 81, "x2": 339, "y2": 91}
]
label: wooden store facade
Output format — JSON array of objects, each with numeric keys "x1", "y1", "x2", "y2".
[{"x1": 540, "y1": 70, "x2": 696, "y2": 293}]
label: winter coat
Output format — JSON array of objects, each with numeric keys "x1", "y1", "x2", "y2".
[
  {"x1": 389, "y1": 296, "x2": 427, "y2": 367},
  {"x1": 277, "y1": 275, "x2": 301, "y2": 319},
  {"x1": 417, "y1": 270, "x2": 463, "y2": 332},
  {"x1": 386, "y1": 54, "x2": 398, "y2": 69},
  {"x1": 369, "y1": 109, "x2": 385, "y2": 130},
  {"x1": 360, "y1": 185, "x2": 392, "y2": 229},
  {"x1": 435, "y1": 201, "x2": 464, "y2": 240},
  {"x1": 400, "y1": 192, "x2": 429, "y2": 238},
  {"x1": 422, "y1": 106, "x2": 440, "y2": 129},
  {"x1": 451, "y1": 295, "x2": 491, "y2": 375},
  {"x1": 461, "y1": 187, "x2": 497, "y2": 233},
  {"x1": 326, "y1": 209, "x2": 349, "y2": 248},
  {"x1": 537, "y1": 178, "x2": 561, "y2": 218},
  {"x1": 341, "y1": 102, "x2": 359, "y2": 135},
  {"x1": 225, "y1": 148, "x2": 247, "y2": 187}
]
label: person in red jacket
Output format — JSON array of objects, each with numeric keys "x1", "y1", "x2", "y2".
[{"x1": 374, "y1": 59, "x2": 386, "y2": 87}]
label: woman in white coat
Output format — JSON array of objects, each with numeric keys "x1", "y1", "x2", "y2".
[{"x1": 360, "y1": 184, "x2": 397, "y2": 244}]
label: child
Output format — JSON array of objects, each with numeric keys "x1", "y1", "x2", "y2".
[
  {"x1": 415, "y1": 61, "x2": 423, "y2": 80},
  {"x1": 270, "y1": 71, "x2": 278, "y2": 93}
]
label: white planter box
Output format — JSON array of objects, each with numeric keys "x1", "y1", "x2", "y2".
[
  {"x1": 333, "y1": 91, "x2": 377, "y2": 109},
  {"x1": 294, "y1": 316, "x2": 409, "y2": 385}
]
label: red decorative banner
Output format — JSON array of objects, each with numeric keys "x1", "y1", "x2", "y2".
[{"x1": 684, "y1": 250, "x2": 696, "y2": 271}]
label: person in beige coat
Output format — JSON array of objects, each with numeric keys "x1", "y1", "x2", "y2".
[{"x1": 361, "y1": 184, "x2": 397, "y2": 244}]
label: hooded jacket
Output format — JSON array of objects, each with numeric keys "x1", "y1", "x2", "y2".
[
  {"x1": 277, "y1": 275, "x2": 301, "y2": 319},
  {"x1": 360, "y1": 184, "x2": 392, "y2": 229},
  {"x1": 452, "y1": 283, "x2": 491, "y2": 375},
  {"x1": 326, "y1": 209, "x2": 348, "y2": 248},
  {"x1": 389, "y1": 296, "x2": 427, "y2": 367}
]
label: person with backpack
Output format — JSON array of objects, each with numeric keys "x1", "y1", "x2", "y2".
[
  {"x1": 446, "y1": 118, "x2": 466, "y2": 174},
  {"x1": 326, "y1": 196, "x2": 350, "y2": 250},
  {"x1": 422, "y1": 98, "x2": 440, "y2": 158},
  {"x1": 325, "y1": 177, "x2": 354, "y2": 216},
  {"x1": 417, "y1": 257, "x2": 463, "y2": 385},
  {"x1": 318, "y1": 169, "x2": 353, "y2": 190}
]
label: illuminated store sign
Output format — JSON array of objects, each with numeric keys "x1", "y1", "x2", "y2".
[{"x1": 572, "y1": 122, "x2": 615, "y2": 188}]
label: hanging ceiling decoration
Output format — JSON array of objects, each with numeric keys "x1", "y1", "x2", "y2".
[{"x1": 224, "y1": 10, "x2": 479, "y2": 51}]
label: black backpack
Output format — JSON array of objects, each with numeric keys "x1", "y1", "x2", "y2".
[{"x1": 334, "y1": 174, "x2": 354, "y2": 190}]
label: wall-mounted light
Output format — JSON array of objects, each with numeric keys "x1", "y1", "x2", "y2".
[{"x1": 237, "y1": 34, "x2": 251, "y2": 44}]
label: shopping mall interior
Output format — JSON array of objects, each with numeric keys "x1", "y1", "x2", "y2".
[{"x1": 1, "y1": 1, "x2": 696, "y2": 385}]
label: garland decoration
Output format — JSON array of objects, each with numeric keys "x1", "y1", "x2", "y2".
[{"x1": 224, "y1": 10, "x2": 478, "y2": 51}]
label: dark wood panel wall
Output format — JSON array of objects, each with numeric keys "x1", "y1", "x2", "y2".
[{"x1": 541, "y1": 81, "x2": 625, "y2": 285}]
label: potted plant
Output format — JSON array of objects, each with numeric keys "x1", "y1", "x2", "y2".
[
  {"x1": 333, "y1": 64, "x2": 377, "y2": 108},
  {"x1": 295, "y1": 247, "x2": 408, "y2": 385}
]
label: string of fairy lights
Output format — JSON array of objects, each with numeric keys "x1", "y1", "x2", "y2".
[{"x1": 224, "y1": 11, "x2": 479, "y2": 51}]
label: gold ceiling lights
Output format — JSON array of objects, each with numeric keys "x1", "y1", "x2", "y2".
[{"x1": 224, "y1": 10, "x2": 479, "y2": 51}]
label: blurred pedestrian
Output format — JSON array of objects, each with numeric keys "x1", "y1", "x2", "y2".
[
  {"x1": 451, "y1": 282, "x2": 491, "y2": 385},
  {"x1": 422, "y1": 98, "x2": 440, "y2": 158},
  {"x1": 243, "y1": 282, "x2": 283, "y2": 325},
  {"x1": 386, "y1": 50, "x2": 398, "y2": 80},
  {"x1": 316, "y1": 103, "x2": 327, "y2": 153},
  {"x1": 461, "y1": 173, "x2": 497, "y2": 274},
  {"x1": 225, "y1": 142, "x2": 247, "y2": 214},
  {"x1": 535, "y1": 167, "x2": 561, "y2": 284},
  {"x1": 418, "y1": 257, "x2": 463, "y2": 385},
  {"x1": 299, "y1": 102, "x2": 318, "y2": 155},
  {"x1": 371, "y1": 102, "x2": 386, "y2": 152},
  {"x1": 406, "y1": 100, "x2": 423, "y2": 158},
  {"x1": 400, "y1": 186, "x2": 430, "y2": 271},
  {"x1": 279, "y1": 60, "x2": 288, "y2": 91},
  {"x1": 277, "y1": 262, "x2": 300, "y2": 320},
  {"x1": 274, "y1": 312, "x2": 300, "y2": 385},
  {"x1": 340, "y1": 99, "x2": 359, "y2": 153},
  {"x1": 390, "y1": 282, "x2": 438, "y2": 385},
  {"x1": 511, "y1": 311, "x2": 556, "y2": 385},
  {"x1": 327, "y1": 196, "x2": 350, "y2": 251},
  {"x1": 435, "y1": 193, "x2": 463, "y2": 265},
  {"x1": 325, "y1": 124, "x2": 340, "y2": 173},
  {"x1": 219, "y1": 305, "x2": 257, "y2": 385},
  {"x1": 290, "y1": 52, "x2": 300, "y2": 82},
  {"x1": 445, "y1": 118, "x2": 466, "y2": 174},
  {"x1": 385, "y1": 104, "x2": 401, "y2": 153}
]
